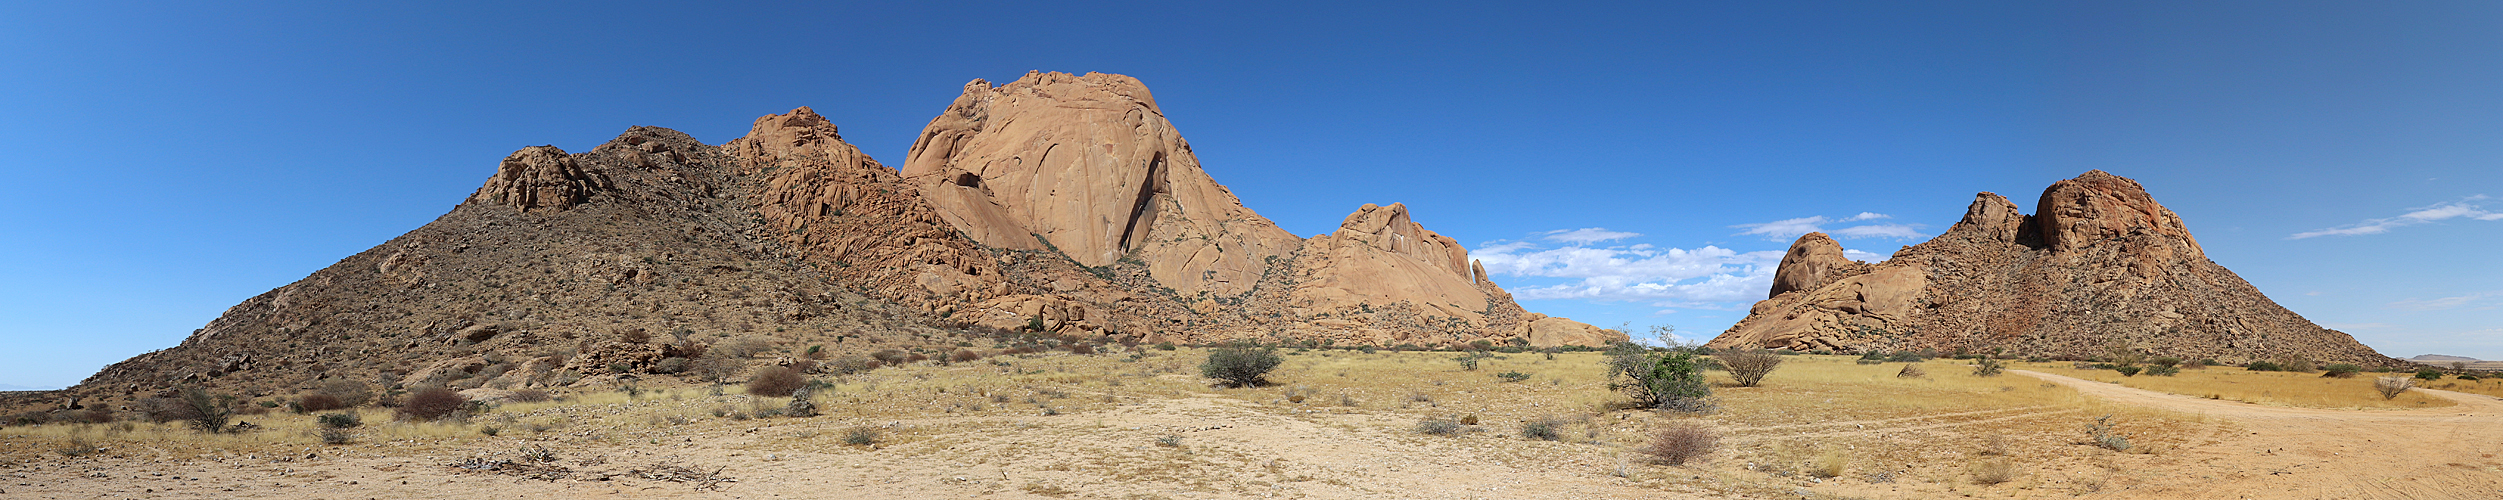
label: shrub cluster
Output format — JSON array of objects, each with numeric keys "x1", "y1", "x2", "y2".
[
  {"x1": 397, "y1": 387, "x2": 469, "y2": 422},
  {"x1": 747, "y1": 366, "x2": 807, "y2": 397},
  {"x1": 1643, "y1": 422, "x2": 1717, "y2": 466},
  {"x1": 1604, "y1": 342, "x2": 1713, "y2": 412}
]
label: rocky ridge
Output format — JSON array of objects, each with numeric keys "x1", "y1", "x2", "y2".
[
  {"x1": 1709, "y1": 170, "x2": 2394, "y2": 366},
  {"x1": 54, "y1": 71, "x2": 1618, "y2": 410}
]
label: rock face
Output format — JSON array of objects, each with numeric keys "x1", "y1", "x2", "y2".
[
  {"x1": 1292, "y1": 203, "x2": 1494, "y2": 323},
  {"x1": 52, "y1": 71, "x2": 1618, "y2": 413},
  {"x1": 903, "y1": 72, "x2": 1301, "y2": 298},
  {"x1": 1710, "y1": 170, "x2": 2394, "y2": 366}
]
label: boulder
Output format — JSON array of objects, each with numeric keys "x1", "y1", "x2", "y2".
[{"x1": 470, "y1": 146, "x2": 610, "y2": 212}]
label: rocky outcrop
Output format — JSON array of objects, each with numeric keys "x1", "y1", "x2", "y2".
[
  {"x1": 1767, "y1": 232, "x2": 1869, "y2": 299},
  {"x1": 1292, "y1": 203, "x2": 1493, "y2": 322},
  {"x1": 1712, "y1": 171, "x2": 2393, "y2": 366},
  {"x1": 902, "y1": 71, "x2": 1302, "y2": 298},
  {"x1": 1517, "y1": 314, "x2": 1627, "y2": 348},
  {"x1": 471, "y1": 146, "x2": 611, "y2": 212}
]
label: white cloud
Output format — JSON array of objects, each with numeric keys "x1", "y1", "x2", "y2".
[
  {"x1": 1830, "y1": 224, "x2": 1925, "y2": 239},
  {"x1": 1473, "y1": 240, "x2": 1782, "y2": 303},
  {"x1": 1731, "y1": 216, "x2": 1832, "y2": 240},
  {"x1": 2291, "y1": 195, "x2": 2503, "y2": 239},
  {"x1": 1731, "y1": 213, "x2": 1927, "y2": 241},
  {"x1": 1541, "y1": 227, "x2": 1641, "y2": 244},
  {"x1": 2387, "y1": 291, "x2": 2503, "y2": 311}
]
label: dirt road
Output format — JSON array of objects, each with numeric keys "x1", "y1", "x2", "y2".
[{"x1": 2015, "y1": 370, "x2": 2503, "y2": 500}]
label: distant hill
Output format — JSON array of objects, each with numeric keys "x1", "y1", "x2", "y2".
[
  {"x1": 1709, "y1": 171, "x2": 2395, "y2": 366},
  {"x1": 2411, "y1": 354, "x2": 2481, "y2": 362}
]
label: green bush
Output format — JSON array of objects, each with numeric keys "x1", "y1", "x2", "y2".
[
  {"x1": 1604, "y1": 343, "x2": 1712, "y2": 412},
  {"x1": 2416, "y1": 369, "x2": 2444, "y2": 381},
  {"x1": 2114, "y1": 365, "x2": 2143, "y2": 377},
  {"x1": 1416, "y1": 416, "x2": 1464, "y2": 436},
  {"x1": 2144, "y1": 365, "x2": 2180, "y2": 376},
  {"x1": 1496, "y1": 371, "x2": 1532, "y2": 383},
  {"x1": 177, "y1": 387, "x2": 233, "y2": 433},
  {"x1": 1520, "y1": 417, "x2": 1565, "y2": 441},
  {"x1": 1201, "y1": 342, "x2": 1284, "y2": 388},
  {"x1": 2245, "y1": 361, "x2": 2283, "y2": 372},
  {"x1": 316, "y1": 412, "x2": 361, "y2": 429},
  {"x1": 1972, "y1": 358, "x2": 2005, "y2": 377}
]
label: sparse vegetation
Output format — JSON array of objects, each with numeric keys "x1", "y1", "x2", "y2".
[
  {"x1": 176, "y1": 386, "x2": 233, "y2": 433},
  {"x1": 1897, "y1": 364, "x2": 1927, "y2": 378},
  {"x1": 2086, "y1": 414, "x2": 2131, "y2": 451},
  {"x1": 1416, "y1": 416, "x2": 1465, "y2": 436},
  {"x1": 842, "y1": 427, "x2": 882, "y2": 446},
  {"x1": 317, "y1": 412, "x2": 362, "y2": 429},
  {"x1": 1970, "y1": 457, "x2": 2015, "y2": 485},
  {"x1": 1520, "y1": 417, "x2": 1564, "y2": 441},
  {"x1": 1715, "y1": 349, "x2": 1784, "y2": 387},
  {"x1": 1496, "y1": 371, "x2": 1532, "y2": 383}
]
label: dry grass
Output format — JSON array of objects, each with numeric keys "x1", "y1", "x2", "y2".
[
  {"x1": 0, "y1": 350, "x2": 2228, "y2": 498},
  {"x1": 2031, "y1": 363, "x2": 2458, "y2": 409}
]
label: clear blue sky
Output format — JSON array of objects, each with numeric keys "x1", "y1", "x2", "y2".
[{"x1": 4, "y1": 1, "x2": 2497, "y2": 389}]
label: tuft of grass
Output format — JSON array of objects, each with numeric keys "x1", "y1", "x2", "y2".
[
  {"x1": 842, "y1": 427, "x2": 882, "y2": 446},
  {"x1": 1520, "y1": 417, "x2": 1565, "y2": 441},
  {"x1": 1810, "y1": 447, "x2": 1848, "y2": 478},
  {"x1": 1416, "y1": 416, "x2": 1465, "y2": 436},
  {"x1": 1154, "y1": 435, "x2": 1182, "y2": 447},
  {"x1": 1496, "y1": 371, "x2": 1532, "y2": 383},
  {"x1": 316, "y1": 412, "x2": 361, "y2": 429},
  {"x1": 1970, "y1": 457, "x2": 2015, "y2": 485}
]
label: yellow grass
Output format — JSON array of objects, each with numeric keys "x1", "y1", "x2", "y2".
[
  {"x1": 2, "y1": 348, "x2": 2221, "y2": 498},
  {"x1": 2026, "y1": 363, "x2": 2459, "y2": 409}
]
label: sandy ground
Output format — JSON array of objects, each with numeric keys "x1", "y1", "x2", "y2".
[{"x1": 5, "y1": 372, "x2": 2500, "y2": 499}]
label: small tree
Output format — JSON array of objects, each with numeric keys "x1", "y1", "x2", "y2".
[
  {"x1": 2374, "y1": 376, "x2": 2414, "y2": 400},
  {"x1": 177, "y1": 387, "x2": 232, "y2": 433},
  {"x1": 1972, "y1": 358, "x2": 2006, "y2": 377},
  {"x1": 2415, "y1": 369, "x2": 2444, "y2": 381},
  {"x1": 1604, "y1": 342, "x2": 1712, "y2": 412},
  {"x1": 1715, "y1": 349, "x2": 1784, "y2": 387},
  {"x1": 1201, "y1": 342, "x2": 1283, "y2": 388}
]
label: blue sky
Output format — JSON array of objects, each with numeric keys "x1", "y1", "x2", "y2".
[{"x1": 3, "y1": 1, "x2": 2498, "y2": 389}]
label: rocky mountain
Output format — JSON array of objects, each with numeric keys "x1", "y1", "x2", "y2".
[
  {"x1": 53, "y1": 71, "x2": 1617, "y2": 409},
  {"x1": 1709, "y1": 170, "x2": 2394, "y2": 366}
]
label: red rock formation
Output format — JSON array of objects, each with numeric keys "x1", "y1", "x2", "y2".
[{"x1": 1711, "y1": 171, "x2": 2393, "y2": 365}]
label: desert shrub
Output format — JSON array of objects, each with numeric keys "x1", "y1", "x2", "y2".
[
  {"x1": 1453, "y1": 354, "x2": 1482, "y2": 371},
  {"x1": 1066, "y1": 343, "x2": 1096, "y2": 355},
  {"x1": 315, "y1": 380, "x2": 373, "y2": 407},
  {"x1": 1520, "y1": 417, "x2": 1565, "y2": 441},
  {"x1": 177, "y1": 387, "x2": 232, "y2": 433},
  {"x1": 822, "y1": 356, "x2": 875, "y2": 375},
  {"x1": 906, "y1": 353, "x2": 928, "y2": 363},
  {"x1": 1155, "y1": 435, "x2": 1183, "y2": 447},
  {"x1": 842, "y1": 427, "x2": 881, "y2": 446},
  {"x1": 785, "y1": 386, "x2": 819, "y2": 418},
  {"x1": 2415, "y1": 369, "x2": 2444, "y2": 381},
  {"x1": 507, "y1": 388, "x2": 552, "y2": 403},
  {"x1": 803, "y1": 344, "x2": 826, "y2": 360},
  {"x1": 1972, "y1": 358, "x2": 2005, "y2": 377},
  {"x1": 2114, "y1": 365, "x2": 2143, "y2": 377},
  {"x1": 1811, "y1": 448, "x2": 1848, "y2": 478},
  {"x1": 2461, "y1": 374, "x2": 2482, "y2": 381},
  {"x1": 2086, "y1": 414, "x2": 2130, "y2": 451},
  {"x1": 1643, "y1": 422, "x2": 1717, "y2": 466},
  {"x1": 1416, "y1": 416, "x2": 1465, "y2": 436},
  {"x1": 692, "y1": 357, "x2": 747, "y2": 384},
  {"x1": 398, "y1": 387, "x2": 468, "y2": 422},
  {"x1": 1897, "y1": 364, "x2": 1927, "y2": 378},
  {"x1": 319, "y1": 427, "x2": 354, "y2": 445},
  {"x1": 2245, "y1": 361, "x2": 2282, "y2": 371},
  {"x1": 1459, "y1": 414, "x2": 1479, "y2": 425},
  {"x1": 714, "y1": 336, "x2": 774, "y2": 358},
  {"x1": 1970, "y1": 458, "x2": 2015, "y2": 485},
  {"x1": 1496, "y1": 371, "x2": 1532, "y2": 382},
  {"x1": 651, "y1": 357, "x2": 691, "y2": 374},
  {"x1": 2319, "y1": 364, "x2": 2362, "y2": 378},
  {"x1": 949, "y1": 349, "x2": 982, "y2": 363},
  {"x1": 1154, "y1": 342, "x2": 1177, "y2": 351},
  {"x1": 311, "y1": 412, "x2": 360, "y2": 430},
  {"x1": 296, "y1": 393, "x2": 347, "y2": 412},
  {"x1": 746, "y1": 366, "x2": 806, "y2": 397},
  {"x1": 871, "y1": 349, "x2": 910, "y2": 365},
  {"x1": 73, "y1": 408, "x2": 114, "y2": 424},
  {"x1": 1715, "y1": 349, "x2": 1784, "y2": 387},
  {"x1": 1606, "y1": 342, "x2": 1712, "y2": 412},
  {"x1": 2374, "y1": 376, "x2": 2415, "y2": 400},
  {"x1": 2150, "y1": 357, "x2": 2181, "y2": 368},
  {"x1": 2282, "y1": 358, "x2": 2317, "y2": 373},
  {"x1": 2144, "y1": 365, "x2": 2180, "y2": 376},
  {"x1": 1200, "y1": 342, "x2": 1284, "y2": 388}
]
